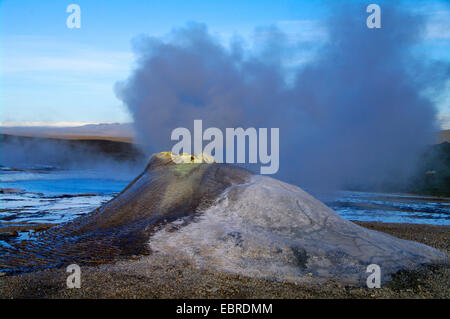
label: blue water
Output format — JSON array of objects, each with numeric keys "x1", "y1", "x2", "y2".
[
  {"x1": 0, "y1": 168, "x2": 130, "y2": 228},
  {"x1": 2, "y1": 178, "x2": 128, "y2": 196},
  {"x1": 325, "y1": 191, "x2": 450, "y2": 226}
]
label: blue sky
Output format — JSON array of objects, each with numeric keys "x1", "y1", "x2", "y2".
[{"x1": 0, "y1": 0, "x2": 449, "y2": 128}]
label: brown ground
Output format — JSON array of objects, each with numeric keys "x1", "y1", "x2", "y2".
[
  {"x1": 0, "y1": 221, "x2": 448, "y2": 299},
  {"x1": 0, "y1": 133, "x2": 134, "y2": 143},
  {"x1": 42, "y1": 134, "x2": 134, "y2": 143}
]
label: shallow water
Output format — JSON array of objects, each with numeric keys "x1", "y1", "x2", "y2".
[
  {"x1": 0, "y1": 166, "x2": 129, "y2": 246},
  {"x1": 324, "y1": 191, "x2": 450, "y2": 226},
  {"x1": 0, "y1": 167, "x2": 449, "y2": 248}
]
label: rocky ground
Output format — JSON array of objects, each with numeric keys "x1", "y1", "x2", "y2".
[{"x1": 0, "y1": 221, "x2": 448, "y2": 299}]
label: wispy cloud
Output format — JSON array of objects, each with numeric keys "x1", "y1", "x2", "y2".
[
  {"x1": 438, "y1": 114, "x2": 450, "y2": 130},
  {"x1": 409, "y1": 1, "x2": 450, "y2": 40},
  {"x1": 2, "y1": 54, "x2": 132, "y2": 74},
  {"x1": 1, "y1": 35, "x2": 133, "y2": 74},
  {"x1": 425, "y1": 9, "x2": 450, "y2": 40},
  {"x1": 0, "y1": 121, "x2": 112, "y2": 127},
  {"x1": 276, "y1": 19, "x2": 328, "y2": 43},
  {"x1": 0, "y1": 35, "x2": 133, "y2": 124}
]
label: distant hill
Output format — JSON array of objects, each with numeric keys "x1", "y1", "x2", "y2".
[
  {"x1": 438, "y1": 129, "x2": 450, "y2": 143},
  {"x1": 0, "y1": 123, "x2": 135, "y2": 143},
  {"x1": 407, "y1": 142, "x2": 450, "y2": 196},
  {"x1": 0, "y1": 134, "x2": 146, "y2": 169},
  {"x1": 2, "y1": 124, "x2": 449, "y2": 145}
]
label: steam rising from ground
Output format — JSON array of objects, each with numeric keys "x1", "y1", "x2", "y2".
[
  {"x1": 0, "y1": 135, "x2": 145, "y2": 180},
  {"x1": 116, "y1": 3, "x2": 449, "y2": 193}
]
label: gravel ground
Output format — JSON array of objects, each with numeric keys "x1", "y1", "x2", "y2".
[{"x1": 0, "y1": 221, "x2": 448, "y2": 299}]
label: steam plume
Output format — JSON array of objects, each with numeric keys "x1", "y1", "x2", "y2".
[{"x1": 115, "y1": 3, "x2": 449, "y2": 193}]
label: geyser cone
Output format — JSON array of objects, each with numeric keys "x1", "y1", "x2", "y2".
[
  {"x1": 72, "y1": 152, "x2": 252, "y2": 246},
  {"x1": 0, "y1": 152, "x2": 447, "y2": 285},
  {"x1": 0, "y1": 152, "x2": 252, "y2": 273},
  {"x1": 142, "y1": 156, "x2": 446, "y2": 285}
]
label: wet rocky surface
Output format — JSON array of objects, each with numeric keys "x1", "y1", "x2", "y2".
[
  {"x1": 0, "y1": 221, "x2": 448, "y2": 299},
  {"x1": 0, "y1": 153, "x2": 447, "y2": 288}
]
